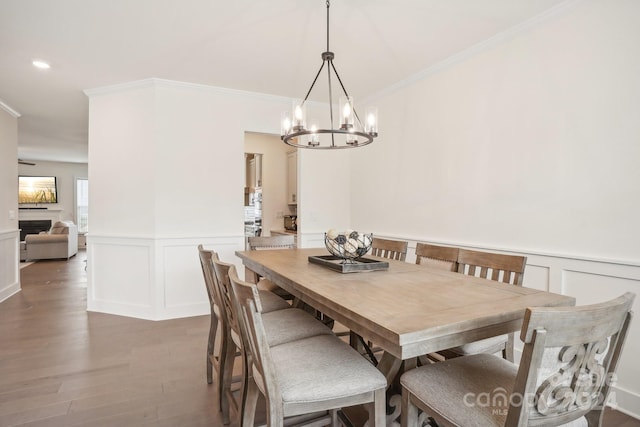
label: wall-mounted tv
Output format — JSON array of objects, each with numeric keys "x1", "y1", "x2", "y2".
[{"x1": 18, "y1": 176, "x2": 58, "y2": 204}]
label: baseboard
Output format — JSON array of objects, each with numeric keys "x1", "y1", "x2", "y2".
[
  {"x1": 609, "y1": 385, "x2": 640, "y2": 420},
  {"x1": 0, "y1": 283, "x2": 20, "y2": 303},
  {"x1": 87, "y1": 299, "x2": 210, "y2": 321}
]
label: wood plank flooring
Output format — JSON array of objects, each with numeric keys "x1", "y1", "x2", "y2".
[{"x1": 1, "y1": 252, "x2": 638, "y2": 426}]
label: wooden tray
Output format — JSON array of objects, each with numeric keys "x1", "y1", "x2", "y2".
[{"x1": 308, "y1": 255, "x2": 389, "y2": 273}]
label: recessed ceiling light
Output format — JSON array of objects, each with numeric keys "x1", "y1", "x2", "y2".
[{"x1": 32, "y1": 60, "x2": 51, "y2": 69}]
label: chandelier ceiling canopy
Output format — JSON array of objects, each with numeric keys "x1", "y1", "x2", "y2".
[{"x1": 280, "y1": 0, "x2": 378, "y2": 149}]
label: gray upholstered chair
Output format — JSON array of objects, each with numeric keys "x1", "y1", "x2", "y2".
[
  {"x1": 371, "y1": 237, "x2": 408, "y2": 261},
  {"x1": 228, "y1": 266, "x2": 387, "y2": 427},
  {"x1": 24, "y1": 220, "x2": 78, "y2": 261},
  {"x1": 211, "y1": 256, "x2": 334, "y2": 425},
  {"x1": 439, "y1": 248, "x2": 527, "y2": 362},
  {"x1": 401, "y1": 292, "x2": 635, "y2": 427}
]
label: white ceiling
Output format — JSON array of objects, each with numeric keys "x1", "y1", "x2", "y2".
[{"x1": 1, "y1": 0, "x2": 569, "y2": 163}]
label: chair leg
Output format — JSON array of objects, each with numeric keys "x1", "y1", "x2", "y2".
[
  {"x1": 368, "y1": 388, "x2": 385, "y2": 427},
  {"x1": 402, "y1": 389, "x2": 419, "y2": 427},
  {"x1": 330, "y1": 409, "x2": 339, "y2": 427},
  {"x1": 207, "y1": 314, "x2": 217, "y2": 384},
  {"x1": 504, "y1": 333, "x2": 515, "y2": 362},
  {"x1": 220, "y1": 334, "x2": 237, "y2": 424},
  {"x1": 243, "y1": 378, "x2": 260, "y2": 427}
]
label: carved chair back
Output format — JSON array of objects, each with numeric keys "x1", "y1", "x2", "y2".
[
  {"x1": 415, "y1": 242, "x2": 459, "y2": 272},
  {"x1": 457, "y1": 248, "x2": 527, "y2": 285},
  {"x1": 506, "y1": 292, "x2": 635, "y2": 426},
  {"x1": 198, "y1": 245, "x2": 222, "y2": 311},
  {"x1": 211, "y1": 254, "x2": 243, "y2": 345},
  {"x1": 371, "y1": 237, "x2": 408, "y2": 261},
  {"x1": 227, "y1": 266, "x2": 283, "y2": 410}
]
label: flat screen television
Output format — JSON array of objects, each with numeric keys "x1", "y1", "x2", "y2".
[{"x1": 18, "y1": 176, "x2": 58, "y2": 204}]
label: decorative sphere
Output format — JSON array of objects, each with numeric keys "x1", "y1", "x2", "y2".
[{"x1": 325, "y1": 230, "x2": 373, "y2": 261}]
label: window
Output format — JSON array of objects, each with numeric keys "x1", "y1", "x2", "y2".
[{"x1": 76, "y1": 178, "x2": 89, "y2": 234}]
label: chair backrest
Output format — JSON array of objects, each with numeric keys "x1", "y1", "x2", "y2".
[
  {"x1": 456, "y1": 248, "x2": 527, "y2": 285},
  {"x1": 197, "y1": 244, "x2": 220, "y2": 309},
  {"x1": 415, "y1": 243, "x2": 459, "y2": 272},
  {"x1": 227, "y1": 266, "x2": 282, "y2": 408},
  {"x1": 247, "y1": 235, "x2": 296, "y2": 250},
  {"x1": 371, "y1": 237, "x2": 408, "y2": 261},
  {"x1": 506, "y1": 292, "x2": 635, "y2": 426},
  {"x1": 211, "y1": 254, "x2": 243, "y2": 342}
]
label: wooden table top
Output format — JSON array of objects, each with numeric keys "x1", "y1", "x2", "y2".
[{"x1": 236, "y1": 248, "x2": 576, "y2": 360}]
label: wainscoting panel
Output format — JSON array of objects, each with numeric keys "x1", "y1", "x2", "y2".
[
  {"x1": 88, "y1": 237, "x2": 154, "y2": 319},
  {"x1": 520, "y1": 263, "x2": 550, "y2": 292},
  {"x1": 0, "y1": 229, "x2": 20, "y2": 303},
  {"x1": 158, "y1": 237, "x2": 243, "y2": 320},
  {"x1": 87, "y1": 234, "x2": 246, "y2": 321}
]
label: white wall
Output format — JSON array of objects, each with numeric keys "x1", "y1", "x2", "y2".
[
  {"x1": 352, "y1": 0, "x2": 640, "y2": 417},
  {"x1": 354, "y1": 0, "x2": 640, "y2": 262},
  {"x1": 85, "y1": 79, "x2": 350, "y2": 320},
  {"x1": 0, "y1": 105, "x2": 20, "y2": 302}
]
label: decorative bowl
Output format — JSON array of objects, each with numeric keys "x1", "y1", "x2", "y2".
[{"x1": 324, "y1": 230, "x2": 373, "y2": 262}]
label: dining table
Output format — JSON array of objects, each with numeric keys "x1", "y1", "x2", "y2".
[{"x1": 235, "y1": 247, "x2": 576, "y2": 425}]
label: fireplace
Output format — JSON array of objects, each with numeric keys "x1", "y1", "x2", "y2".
[{"x1": 19, "y1": 220, "x2": 52, "y2": 241}]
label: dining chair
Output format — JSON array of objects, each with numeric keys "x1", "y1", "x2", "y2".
[
  {"x1": 197, "y1": 245, "x2": 223, "y2": 387},
  {"x1": 211, "y1": 255, "x2": 335, "y2": 425},
  {"x1": 371, "y1": 237, "x2": 409, "y2": 261},
  {"x1": 246, "y1": 235, "x2": 296, "y2": 300},
  {"x1": 414, "y1": 242, "x2": 459, "y2": 271},
  {"x1": 401, "y1": 292, "x2": 635, "y2": 427},
  {"x1": 228, "y1": 266, "x2": 388, "y2": 427},
  {"x1": 439, "y1": 248, "x2": 527, "y2": 362},
  {"x1": 199, "y1": 247, "x2": 291, "y2": 424}
]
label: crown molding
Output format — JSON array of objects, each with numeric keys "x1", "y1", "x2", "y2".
[
  {"x1": 0, "y1": 100, "x2": 21, "y2": 118},
  {"x1": 364, "y1": 0, "x2": 583, "y2": 104},
  {"x1": 84, "y1": 77, "x2": 293, "y2": 106}
]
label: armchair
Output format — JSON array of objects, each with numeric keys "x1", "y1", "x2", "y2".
[{"x1": 23, "y1": 221, "x2": 78, "y2": 261}]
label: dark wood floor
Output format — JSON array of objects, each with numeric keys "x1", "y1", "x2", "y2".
[{"x1": 1, "y1": 253, "x2": 638, "y2": 426}]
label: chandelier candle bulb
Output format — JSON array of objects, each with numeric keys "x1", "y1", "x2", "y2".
[
  {"x1": 366, "y1": 107, "x2": 378, "y2": 135},
  {"x1": 281, "y1": 111, "x2": 292, "y2": 136},
  {"x1": 308, "y1": 121, "x2": 320, "y2": 146},
  {"x1": 292, "y1": 102, "x2": 306, "y2": 131},
  {"x1": 340, "y1": 96, "x2": 354, "y2": 129}
]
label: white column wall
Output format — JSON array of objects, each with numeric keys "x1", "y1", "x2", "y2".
[
  {"x1": 352, "y1": 0, "x2": 640, "y2": 417},
  {"x1": 0, "y1": 106, "x2": 20, "y2": 302},
  {"x1": 85, "y1": 79, "x2": 348, "y2": 320}
]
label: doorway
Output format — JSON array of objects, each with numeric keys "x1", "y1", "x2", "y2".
[{"x1": 244, "y1": 132, "x2": 293, "y2": 240}]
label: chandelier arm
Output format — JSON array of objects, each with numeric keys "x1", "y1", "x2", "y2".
[{"x1": 302, "y1": 61, "x2": 328, "y2": 104}]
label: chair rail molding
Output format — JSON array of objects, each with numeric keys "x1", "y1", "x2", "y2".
[{"x1": 0, "y1": 229, "x2": 21, "y2": 303}]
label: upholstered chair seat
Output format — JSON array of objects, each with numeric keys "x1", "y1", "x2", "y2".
[
  {"x1": 264, "y1": 334, "x2": 388, "y2": 415},
  {"x1": 401, "y1": 293, "x2": 635, "y2": 427}
]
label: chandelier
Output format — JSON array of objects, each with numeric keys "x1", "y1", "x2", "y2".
[{"x1": 280, "y1": 0, "x2": 378, "y2": 149}]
